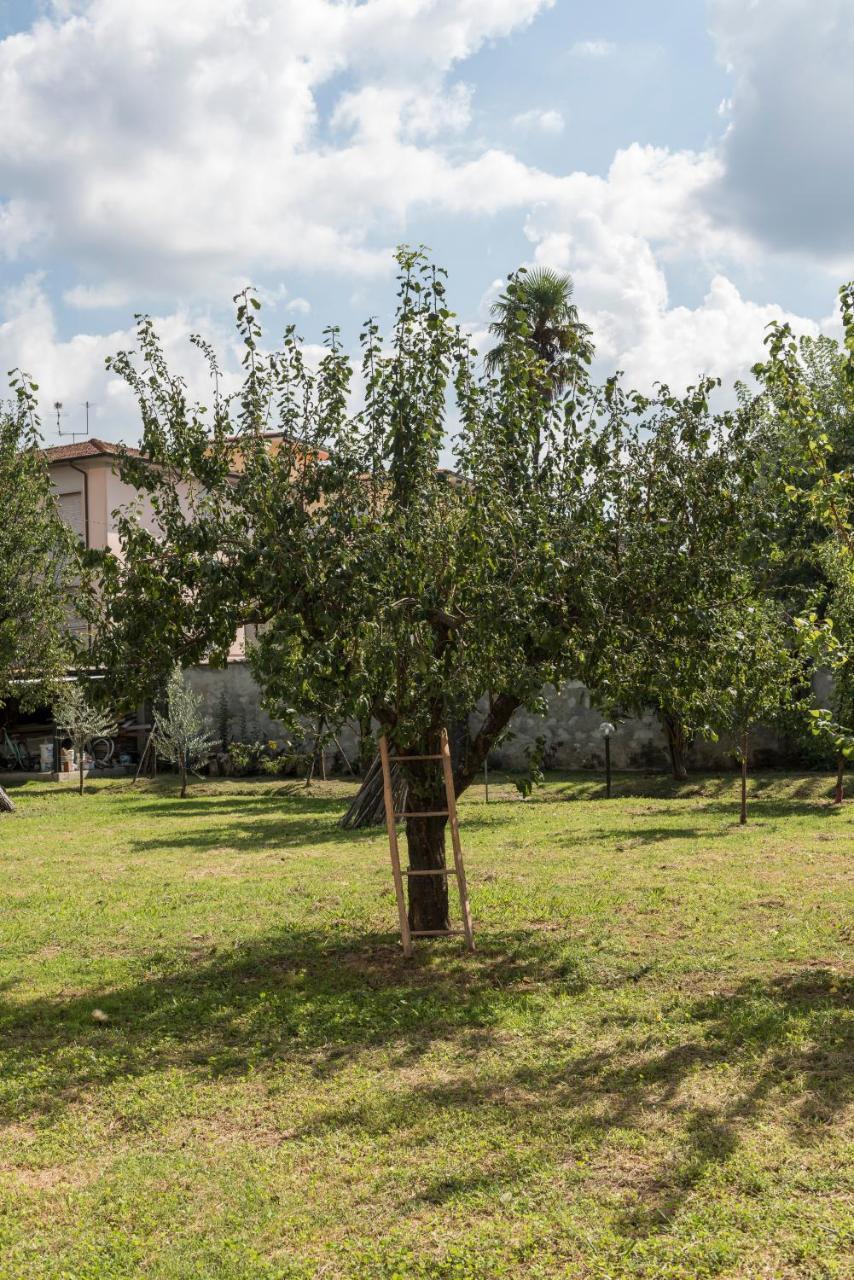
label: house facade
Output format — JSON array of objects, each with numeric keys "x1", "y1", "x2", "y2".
[{"x1": 46, "y1": 438, "x2": 247, "y2": 660}]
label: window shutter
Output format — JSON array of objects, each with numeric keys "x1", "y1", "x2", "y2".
[{"x1": 58, "y1": 491, "x2": 84, "y2": 541}]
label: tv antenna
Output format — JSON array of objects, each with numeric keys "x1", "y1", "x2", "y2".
[{"x1": 55, "y1": 399, "x2": 93, "y2": 443}]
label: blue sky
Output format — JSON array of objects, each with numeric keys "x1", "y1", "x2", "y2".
[{"x1": 0, "y1": 0, "x2": 852, "y2": 443}]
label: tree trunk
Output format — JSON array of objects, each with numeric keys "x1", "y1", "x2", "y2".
[
  {"x1": 314, "y1": 717, "x2": 326, "y2": 781},
  {"x1": 405, "y1": 814, "x2": 451, "y2": 933},
  {"x1": 0, "y1": 785, "x2": 15, "y2": 814},
  {"x1": 79, "y1": 748, "x2": 84, "y2": 796},
  {"x1": 661, "y1": 712, "x2": 690, "y2": 781},
  {"x1": 180, "y1": 757, "x2": 187, "y2": 799},
  {"x1": 740, "y1": 733, "x2": 748, "y2": 825},
  {"x1": 358, "y1": 715, "x2": 374, "y2": 776},
  {"x1": 834, "y1": 753, "x2": 845, "y2": 805},
  {"x1": 402, "y1": 754, "x2": 451, "y2": 932}
]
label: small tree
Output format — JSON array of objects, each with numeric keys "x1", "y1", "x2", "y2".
[
  {"x1": 53, "y1": 683, "x2": 116, "y2": 795},
  {"x1": 1, "y1": 371, "x2": 78, "y2": 711},
  {"x1": 154, "y1": 667, "x2": 215, "y2": 797},
  {"x1": 755, "y1": 283, "x2": 854, "y2": 800},
  {"x1": 590, "y1": 379, "x2": 761, "y2": 779},
  {"x1": 707, "y1": 597, "x2": 806, "y2": 824}
]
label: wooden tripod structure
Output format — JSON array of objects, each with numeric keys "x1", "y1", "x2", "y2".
[{"x1": 378, "y1": 728, "x2": 475, "y2": 958}]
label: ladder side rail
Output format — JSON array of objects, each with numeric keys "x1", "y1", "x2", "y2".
[
  {"x1": 379, "y1": 735, "x2": 413, "y2": 957},
  {"x1": 440, "y1": 728, "x2": 475, "y2": 951}
]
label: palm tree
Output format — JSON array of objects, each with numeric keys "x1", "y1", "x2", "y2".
[{"x1": 485, "y1": 266, "x2": 593, "y2": 397}]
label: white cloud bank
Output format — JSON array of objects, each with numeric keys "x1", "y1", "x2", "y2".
[
  {"x1": 0, "y1": 0, "x2": 554, "y2": 297},
  {"x1": 0, "y1": 0, "x2": 851, "y2": 439},
  {"x1": 512, "y1": 109, "x2": 564, "y2": 135}
]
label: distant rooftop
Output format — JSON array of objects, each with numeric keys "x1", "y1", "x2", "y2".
[{"x1": 43, "y1": 437, "x2": 141, "y2": 463}]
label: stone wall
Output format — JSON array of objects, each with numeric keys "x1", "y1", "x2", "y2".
[
  {"x1": 474, "y1": 683, "x2": 794, "y2": 772},
  {"x1": 185, "y1": 662, "x2": 360, "y2": 765},
  {"x1": 190, "y1": 661, "x2": 804, "y2": 773}
]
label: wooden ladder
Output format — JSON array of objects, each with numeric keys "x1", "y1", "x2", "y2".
[{"x1": 378, "y1": 728, "x2": 475, "y2": 958}]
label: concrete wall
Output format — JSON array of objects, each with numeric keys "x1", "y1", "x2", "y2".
[
  {"x1": 185, "y1": 663, "x2": 286, "y2": 744},
  {"x1": 189, "y1": 662, "x2": 797, "y2": 772},
  {"x1": 473, "y1": 683, "x2": 792, "y2": 772},
  {"x1": 184, "y1": 662, "x2": 360, "y2": 762}
]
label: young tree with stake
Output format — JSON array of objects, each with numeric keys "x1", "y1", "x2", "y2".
[
  {"x1": 706, "y1": 596, "x2": 806, "y2": 824},
  {"x1": 53, "y1": 683, "x2": 116, "y2": 796},
  {"x1": 154, "y1": 667, "x2": 215, "y2": 798}
]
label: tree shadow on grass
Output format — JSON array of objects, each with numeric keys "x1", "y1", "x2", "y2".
[
  {"x1": 0, "y1": 928, "x2": 589, "y2": 1122},
  {"x1": 128, "y1": 815, "x2": 376, "y2": 853},
  {"x1": 554, "y1": 825, "x2": 726, "y2": 849},
  {"x1": 294, "y1": 967, "x2": 853, "y2": 1236},
  {"x1": 127, "y1": 787, "x2": 353, "y2": 821},
  {"x1": 1, "y1": 921, "x2": 850, "y2": 1232},
  {"x1": 125, "y1": 803, "x2": 494, "y2": 856}
]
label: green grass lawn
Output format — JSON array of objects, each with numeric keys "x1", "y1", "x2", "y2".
[{"x1": 0, "y1": 771, "x2": 851, "y2": 1279}]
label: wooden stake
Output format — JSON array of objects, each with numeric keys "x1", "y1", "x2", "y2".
[
  {"x1": 379, "y1": 734, "x2": 413, "y2": 957},
  {"x1": 440, "y1": 728, "x2": 475, "y2": 952},
  {"x1": 132, "y1": 727, "x2": 156, "y2": 786}
]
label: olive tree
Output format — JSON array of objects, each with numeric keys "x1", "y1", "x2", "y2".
[
  {"x1": 53, "y1": 682, "x2": 116, "y2": 796},
  {"x1": 91, "y1": 250, "x2": 624, "y2": 934},
  {"x1": 154, "y1": 667, "x2": 215, "y2": 798},
  {"x1": 706, "y1": 595, "x2": 806, "y2": 824}
]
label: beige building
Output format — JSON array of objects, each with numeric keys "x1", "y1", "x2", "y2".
[
  {"x1": 0, "y1": 439, "x2": 261, "y2": 774},
  {"x1": 45, "y1": 437, "x2": 246, "y2": 661}
]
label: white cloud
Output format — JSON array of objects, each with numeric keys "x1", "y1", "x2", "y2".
[
  {"x1": 522, "y1": 142, "x2": 828, "y2": 394},
  {"x1": 569, "y1": 39, "x2": 615, "y2": 58},
  {"x1": 614, "y1": 275, "x2": 823, "y2": 394},
  {"x1": 0, "y1": 199, "x2": 49, "y2": 258},
  {"x1": 0, "y1": 275, "x2": 242, "y2": 445},
  {"x1": 0, "y1": 0, "x2": 847, "y2": 424},
  {"x1": 512, "y1": 108, "x2": 564, "y2": 135},
  {"x1": 62, "y1": 282, "x2": 136, "y2": 310},
  {"x1": 707, "y1": 0, "x2": 854, "y2": 264},
  {"x1": 0, "y1": 0, "x2": 554, "y2": 299}
]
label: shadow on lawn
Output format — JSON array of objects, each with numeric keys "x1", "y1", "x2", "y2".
[
  {"x1": 124, "y1": 791, "x2": 494, "y2": 856},
  {"x1": 2, "y1": 923, "x2": 850, "y2": 1235},
  {"x1": 0, "y1": 929, "x2": 588, "y2": 1117}
]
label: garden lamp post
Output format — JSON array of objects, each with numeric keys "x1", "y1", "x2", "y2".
[{"x1": 599, "y1": 722, "x2": 615, "y2": 798}]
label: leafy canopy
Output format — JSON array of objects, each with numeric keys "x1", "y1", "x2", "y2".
[
  {"x1": 0, "y1": 372, "x2": 78, "y2": 709},
  {"x1": 755, "y1": 282, "x2": 854, "y2": 754},
  {"x1": 590, "y1": 376, "x2": 761, "y2": 743},
  {"x1": 93, "y1": 248, "x2": 622, "y2": 787}
]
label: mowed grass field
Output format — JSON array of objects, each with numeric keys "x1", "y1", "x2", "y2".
[{"x1": 0, "y1": 771, "x2": 852, "y2": 1280}]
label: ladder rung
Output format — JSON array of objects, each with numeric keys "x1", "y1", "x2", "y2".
[
  {"x1": 394, "y1": 810, "x2": 449, "y2": 818},
  {"x1": 392, "y1": 754, "x2": 443, "y2": 761},
  {"x1": 410, "y1": 929, "x2": 466, "y2": 937},
  {"x1": 406, "y1": 867, "x2": 453, "y2": 877}
]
